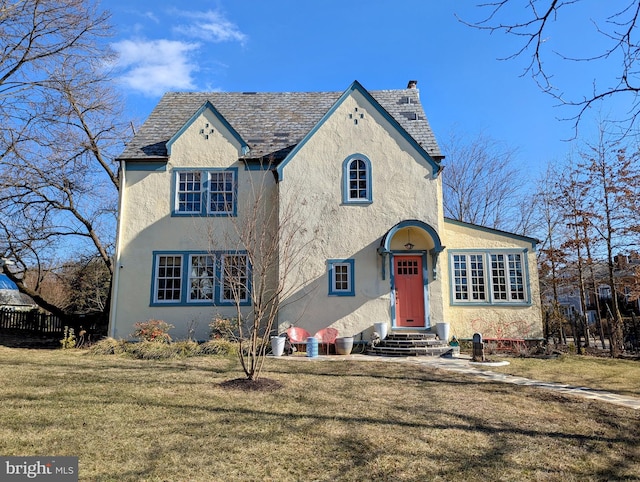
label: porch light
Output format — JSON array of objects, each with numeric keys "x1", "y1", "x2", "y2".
[{"x1": 404, "y1": 229, "x2": 414, "y2": 250}]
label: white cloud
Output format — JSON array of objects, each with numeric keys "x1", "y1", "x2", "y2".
[
  {"x1": 173, "y1": 10, "x2": 248, "y2": 45},
  {"x1": 112, "y1": 39, "x2": 200, "y2": 97}
]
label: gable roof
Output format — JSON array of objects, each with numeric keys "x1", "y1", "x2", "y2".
[
  {"x1": 118, "y1": 81, "x2": 443, "y2": 163},
  {"x1": 276, "y1": 81, "x2": 441, "y2": 180}
]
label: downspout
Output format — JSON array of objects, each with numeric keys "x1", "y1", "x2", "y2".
[{"x1": 108, "y1": 160, "x2": 126, "y2": 338}]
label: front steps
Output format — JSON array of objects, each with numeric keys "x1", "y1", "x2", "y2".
[{"x1": 367, "y1": 332, "x2": 454, "y2": 357}]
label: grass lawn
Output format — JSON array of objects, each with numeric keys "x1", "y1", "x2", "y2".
[
  {"x1": 0, "y1": 347, "x2": 638, "y2": 481},
  {"x1": 489, "y1": 354, "x2": 640, "y2": 398}
]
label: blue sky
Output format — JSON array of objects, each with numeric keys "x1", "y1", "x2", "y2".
[{"x1": 107, "y1": 1, "x2": 627, "y2": 177}]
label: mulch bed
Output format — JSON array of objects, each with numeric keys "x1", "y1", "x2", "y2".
[{"x1": 219, "y1": 377, "x2": 284, "y2": 392}]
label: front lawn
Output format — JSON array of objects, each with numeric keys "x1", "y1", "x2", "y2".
[{"x1": 0, "y1": 347, "x2": 638, "y2": 481}]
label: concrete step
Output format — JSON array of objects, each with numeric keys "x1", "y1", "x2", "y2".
[
  {"x1": 368, "y1": 330, "x2": 453, "y2": 357},
  {"x1": 367, "y1": 345, "x2": 454, "y2": 357}
]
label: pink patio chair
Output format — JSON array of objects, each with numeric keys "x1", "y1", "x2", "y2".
[
  {"x1": 286, "y1": 326, "x2": 311, "y2": 352},
  {"x1": 314, "y1": 327, "x2": 339, "y2": 355}
]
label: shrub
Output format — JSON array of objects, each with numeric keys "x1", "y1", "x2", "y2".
[
  {"x1": 89, "y1": 337, "x2": 129, "y2": 355},
  {"x1": 199, "y1": 339, "x2": 238, "y2": 356},
  {"x1": 131, "y1": 319, "x2": 174, "y2": 343},
  {"x1": 128, "y1": 341, "x2": 178, "y2": 359},
  {"x1": 209, "y1": 316, "x2": 238, "y2": 341}
]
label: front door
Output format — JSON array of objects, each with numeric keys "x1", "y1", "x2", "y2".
[{"x1": 394, "y1": 256, "x2": 425, "y2": 327}]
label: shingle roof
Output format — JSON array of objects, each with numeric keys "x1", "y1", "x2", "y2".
[{"x1": 119, "y1": 83, "x2": 443, "y2": 162}]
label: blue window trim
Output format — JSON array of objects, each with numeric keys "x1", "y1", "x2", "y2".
[
  {"x1": 447, "y1": 249, "x2": 531, "y2": 306},
  {"x1": 171, "y1": 167, "x2": 238, "y2": 217},
  {"x1": 217, "y1": 252, "x2": 252, "y2": 306},
  {"x1": 150, "y1": 250, "x2": 251, "y2": 307},
  {"x1": 342, "y1": 154, "x2": 372, "y2": 204},
  {"x1": 328, "y1": 259, "x2": 355, "y2": 296}
]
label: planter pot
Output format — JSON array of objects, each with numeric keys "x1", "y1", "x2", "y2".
[
  {"x1": 374, "y1": 322, "x2": 388, "y2": 340},
  {"x1": 271, "y1": 336, "x2": 286, "y2": 357},
  {"x1": 335, "y1": 336, "x2": 354, "y2": 355},
  {"x1": 436, "y1": 323, "x2": 450, "y2": 342}
]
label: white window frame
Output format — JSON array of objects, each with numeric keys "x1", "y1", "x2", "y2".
[
  {"x1": 220, "y1": 254, "x2": 249, "y2": 303},
  {"x1": 449, "y1": 250, "x2": 529, "y2": 305},
  {"x1": 328, "y1": 259, "x2": 355, "y2": 296},
  {"x1": 188, "y1": 255, "x2": 215, "y2": 302},
  {"x1": 342, "y1": 154, "x2": 372, "y2": 204},
  {"x1": 452, "y1": 253, "x2": 487, "y2": 302},
  {"x1": 176, "y1": 171, "x2": 202, "y2": 214},
  {"x1": 173, "y1": 168, "x2": 237, "y2": 217},
  {"x1": 154, "y1": 254, "x2": 183, "y2": 303},
  {"x1": 208, "y1": 170, "x2": 235, "y2": 214}
]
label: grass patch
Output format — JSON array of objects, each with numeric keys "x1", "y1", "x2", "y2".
[
  {"x1": 0, "y1": 347, "x2": 638, "y2": 481},
  {"x1": 490, "y1": 354, "x2": 640, "y2": 397}
]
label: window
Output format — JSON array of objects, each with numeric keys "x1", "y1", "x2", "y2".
[
  {"x1": 449, "y1": 250, "x2": 529, "y2": 305},
  {"x1": 173, "y1": 168, "x2": 237, "y2": 216},
  {"x1": 188, "y1": 255, "x2": 215, "y2": 301},
  {"x1": 342, "y1": 154, "x2": 372, "y2": 204},
  {"x1": 221, "y1": 254, "x2": 249, "y2": 303},
  {"x1": 151, "y1": 251, "x2": 250, "y2": 306},
  {"x1": 176, "y1": 172, "x2": 202, "y2": 213},
  {"x1": 154, "y1": 255, "x2": 183, "y2": 302},
  {"x1": 452, "y1": 254, "x2": 486, "y2": 301},
  {"x1": 209, "y1": 171, "x2": 235, "y2": 213},
  {"x1": 598, "y1": 285, "x2": 612, "y2": 299},
  {"x1": 328, "y1": 259, "x2": 355, "y2": 296}
]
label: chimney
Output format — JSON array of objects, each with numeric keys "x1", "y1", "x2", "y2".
[{"x1": 407, "y1": 80, "x2": 417, "y2": 89}]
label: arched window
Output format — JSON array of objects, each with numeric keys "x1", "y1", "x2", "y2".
[{"x1": 342, "y1": 154, "x2": 372, "y2": 204}]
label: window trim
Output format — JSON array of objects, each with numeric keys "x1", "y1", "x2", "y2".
[
  {"x1": 328, "y1": 259, "x2": 355, "y2": 296},
  {"x1": 152, "y1": 253, "x2": 184, "y2": 304},
  {"x1": 150, "y1": 250, "x2": 251, "y2": 306},
  {"x1": 171, "y1": 167, "x2": 238, "y2": 217},
  {"x1": 448, "y1": 249, "x2": 531, "y2": 306},
  {"x1": 342, "y1": 154, "x2": 372, "y2": 204},
  {"x1": 219, "y1": 253, "x2": 251, "y2": 305}
]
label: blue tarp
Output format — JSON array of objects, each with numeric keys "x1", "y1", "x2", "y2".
[{"x1": 0, "y1": 274, "x2": 18, "y2": 290}]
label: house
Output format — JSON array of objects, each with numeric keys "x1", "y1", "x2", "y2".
[
  {"x1": 0, "y1": 274, "x2": 37, "y2": 311},
  {"x1": 554, "y1": 253, "x2": 640, "y2": 323},
  {"x1": 109, "y1": 80, "x2": 543, "y2": 342}
]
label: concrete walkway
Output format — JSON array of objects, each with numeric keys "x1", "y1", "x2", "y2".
[{"x1": 275, "y1": 353, "x2": 640, "y2": 410}]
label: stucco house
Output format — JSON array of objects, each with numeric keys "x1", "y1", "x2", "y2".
[{"x1": 109, "y1": 80, "x2": 543, "y2": 342}]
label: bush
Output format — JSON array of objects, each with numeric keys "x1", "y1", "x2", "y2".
[
  {"x1": 199, "y1": 339, "x2": 238, "y2": 356},
  {"x1": 131, "y1": 319, "x2": 174, "y2": 343},
  {"x1": 89, "y1": 337, "x2": 129, "y2": 355},
  {"x1": 209, "y1": 316, "x2": 238, "y2": 341}
]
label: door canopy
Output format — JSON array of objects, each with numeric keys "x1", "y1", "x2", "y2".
[{"x1": 377, "y1": 220, "x2": 445, "y2": 279}]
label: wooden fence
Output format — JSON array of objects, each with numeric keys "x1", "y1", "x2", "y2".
[{"x1": 0, "y1": 309, "x2": 107, "y2": 336}]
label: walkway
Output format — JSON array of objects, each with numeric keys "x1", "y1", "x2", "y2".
[{"x1": 276, "y1": 353, "x2": 640, "y2": 410}]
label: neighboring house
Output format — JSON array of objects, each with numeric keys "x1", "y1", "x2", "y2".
[
  {"x1": 554, "y1": 254, "x2": 640, "y2": 323},
  {"x1": 109, "y1": 80, "x2": 543, "y2": 341},
  {"x1": 0, "y1": 274, "x2": 37, "y2": 311}
]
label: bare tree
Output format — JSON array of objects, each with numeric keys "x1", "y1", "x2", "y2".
[
  {"x1": 535, "y1": 166, "x2": 568, "y2": 344},
  {"x1": 0, "y1": 0, "x2": 128, "y2": 316},
  {"x1": 441, "y1": 130, "x2": 528, "y2": 233},
  {"x1": 462, "y1": 1, "x2": 640, "y2": 130},
  {"x1": 203, "y1": 166, "x2": 311, "y2": 381},
  {"x1": 577, "y1": 128, "x2": 640, "y2": 356}
]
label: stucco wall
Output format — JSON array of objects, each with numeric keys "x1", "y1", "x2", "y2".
[
  {"x1": 111, "y1": 108, "x2": 277, "y2": 340},
  {"x1": 441, "y1": 219, "x2": 544, "y2": 340},
  {"x1": 276, "y1": 90, "x2": 444, "y2": 339}
]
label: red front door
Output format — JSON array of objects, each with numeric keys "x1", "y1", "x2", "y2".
[{"x1": 394, "y1": 256, "x2": 425, "y2": 327}]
